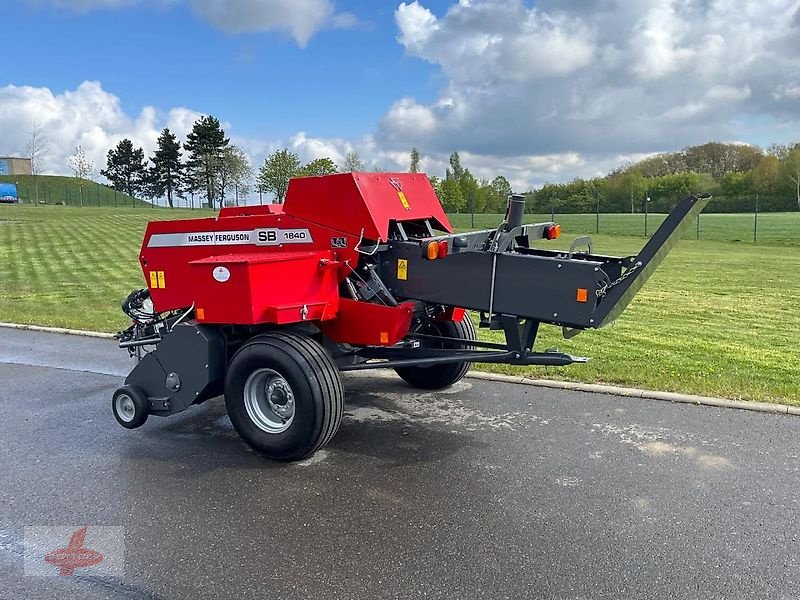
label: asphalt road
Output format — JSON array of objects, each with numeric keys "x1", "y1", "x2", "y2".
[{"x1": 0, "y1": 328, "x2": 798, "y2": 600}]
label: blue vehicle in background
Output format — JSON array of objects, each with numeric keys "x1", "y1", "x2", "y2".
[{"x1": 0, "y1": 183, "x2": 18, "y2": 203}]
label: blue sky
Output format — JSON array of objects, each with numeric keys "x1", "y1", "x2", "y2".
[
  {"x1": 4, "y1": 1, "x2": 442, "y2": 139},
  {"x1": 2, "y1": 0, "x2": 799, "y2": 191}
]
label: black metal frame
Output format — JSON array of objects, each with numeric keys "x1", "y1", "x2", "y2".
[
  {"x1": 339, "y1": 314, "x2": 586, "y2": 371},
  {"x1": 340, "y1": 194, "x2": 710, "y2": 372}
]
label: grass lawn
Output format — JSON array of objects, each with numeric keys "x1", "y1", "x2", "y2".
[{"x1": 1, "y1": 204, "x2": 798, "y2": 405}]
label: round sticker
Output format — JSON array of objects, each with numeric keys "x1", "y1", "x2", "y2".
[{"x1": 213, "y1": 266, "x2": 231, "y2": 283}]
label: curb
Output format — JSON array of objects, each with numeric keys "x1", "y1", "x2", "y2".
[
  {"x1": 0, "y1": 322, "x2": 115, "y2": 339},
  {"x1": 466, "y1": 371, "x2": 799, "y2": 416},
  {"x1": 1, "y1": 323, "x2": 795, "y2": 416}
]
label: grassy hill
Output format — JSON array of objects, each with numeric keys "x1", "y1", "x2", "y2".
[{"x1": 0, "y1": 174, "x2": 148, "y2": 207}]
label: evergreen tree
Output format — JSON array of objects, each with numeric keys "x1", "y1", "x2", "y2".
[
  {"x1": 101, "y1": 138, "x2": 147, "y2": 197},
  {"x1": 149, "y1": 128, "x2": 183, "y2": 208},
  {"x1": 449, "y1": 151, "x2": 464, "y2": 181},
  {"x1": 184, "y1": 115, "x2": 229, "y2": 207},
  {"x1": 258, "y1": 148, "x2": 301, "y2": 203},
  {"x1": 409, "y1": 147, "x2": 421, "y2": 173}
]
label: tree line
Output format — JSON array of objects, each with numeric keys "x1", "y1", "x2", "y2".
[
  {"x1": 90, "y1": 116, "x2": 800, "y2": 214},
  {"x1": 93, "y1": 116, "x2": 376, "y2": 208},
  {"x1": 528, "y1": 142, "x2": 800, "y2": 214},
  {"x1": 94, "y1": 116, "x2": 250, "y2": 208}
]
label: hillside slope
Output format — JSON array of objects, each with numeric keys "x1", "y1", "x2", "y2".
[{"x1": 0, "y1": 174, "x2": 147, "y2": 207}]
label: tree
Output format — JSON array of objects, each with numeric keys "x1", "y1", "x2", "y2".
[
  {"x1": 341, "y1": 151, "x2": 365, "y2": 172},
  {"x1": 219, "y1": 145, "x2": 253, "y2": 205},
  {"x1": 298, "y1": 157, "x2": 338, "y2": 177},
  {"x1": 491, "y1": 175, "x2": 513, "y2": 199},
  {"x1": 448, "y1": 151, "x2": 464, "y2": 181},
  {"x1": 620, "y1": 169, "x2": 646, "y2": 213},
  {"x1": 409, "y1": 147, "x2": 421, "y2": 173},
  {"x1": 458, "y1": 169, "x2": 481, "y2": 213},
  {"x1": 784, "y1": 146, "x2": 800, "y2": 210},
  {"x1": 258, "y1": 148, "x2": 301, "y2": 203},
  {"x1": 429, "y1": 175, "x2": 442, "y2": 199},
  {"x1": 184, "y1": 115, "x2": 229, "y2": 207},
  {"x1": 149, "y1": 128, "x2": 183, "y2": 208},
  {"x1": 101, "y1": 138, "x2": 147, "y2": 197},
  {"x1": 751, "y1": 155, "x2": 781, "y2": 197},
  {"x1": 68, "y1": 146, "x2": 94, "y2": 180},
  {"x1": 439, "y1": 177, "x2": 465, "y2": 212},
  {"x1": 25, "y1": 122, "x2": 49, "y2": 204}
]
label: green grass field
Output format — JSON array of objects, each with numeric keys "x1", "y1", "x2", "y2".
[{"x1": 1, "y1": 204, "x2": 798, "y2": 405}]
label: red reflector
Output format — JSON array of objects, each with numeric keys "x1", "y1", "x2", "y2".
[
  {"x1": 438, "y1": 240, "x2": 449, "y2": 258},
  {"x1": 545, "y1": 224, "x2": 561, "y2": 240}
]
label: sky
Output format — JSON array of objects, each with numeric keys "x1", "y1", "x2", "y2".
[{"x1": 2, "y1": 0, "x2": 800, "y2": 192}]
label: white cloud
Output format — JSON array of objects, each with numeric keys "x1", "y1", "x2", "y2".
[
  {"x1": 0, "y1": 82, "x2": 201, "y2": 178},
  {"x1": 383, "y1": 0, "x2": 800, "y2": 161},
  {"x1": 188, "y1": 0, "x2": 340, "y2": 47},
  {"x1": 32, "y1": 0, "x2": 354, "y2": 46}
]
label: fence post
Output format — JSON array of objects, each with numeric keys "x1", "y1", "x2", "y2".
[
  {"x1": 696, "y1": 213, "x2": 700, "y2": 240},
  {"x1": 754, "y1": 194, "x2": 759, "y2": 243},
  {"x1": 595, "y1": 193, "x2": 600, "y2": 234},
  {"x1": 644, "y1": 195, "x2": 650, "y2": 236},
  {"x1": 470, "y1": 195, "x2": 474, "y2": 229}
]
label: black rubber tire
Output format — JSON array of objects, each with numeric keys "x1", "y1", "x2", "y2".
[
  {"x1": 112, "y1": 385, "x2": 149, "y2": 429},
  {"x1": 224, "y1": 331, "x2": 344, "y2": 461},
  {"x1": 394, "y1": 314, "x2": 477, "y2": 390}
]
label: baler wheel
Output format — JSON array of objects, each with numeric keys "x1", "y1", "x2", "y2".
[
  {"x1": 112, "y1": 385, "x2": 149, "y2": 429},
  {"x1": 224, "y1": 332, "x2": 344, "y2": 461},
  {"x1": 395, "y1": 314, "x2": 477, "y2": 390}
]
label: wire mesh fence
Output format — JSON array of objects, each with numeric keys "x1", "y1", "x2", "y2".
[{"x1": 448, "y1": 209, "x2": 799, "y2": 246}]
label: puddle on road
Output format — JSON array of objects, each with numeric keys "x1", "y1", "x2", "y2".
[{"x1": 343, "y1": 379, "x2": 550, "y2": 432}]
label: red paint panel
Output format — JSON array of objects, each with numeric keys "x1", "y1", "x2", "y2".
[
  {"x1": 140, "y1": 212, "x2": 359, "y2": 319},
  {"x1": 284, "y1": 172, "x2": 452, "y2": 242},
  {"x1": 189, "y1": 251, "x2": 340, "y2": 325},
  {"x1": 320, "y1": 299, "x2": 415, "y2": 346}
]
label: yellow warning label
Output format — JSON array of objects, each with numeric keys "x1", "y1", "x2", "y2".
[
  {"x1": 149, "y1": 270, "x2": 167, "y2": 289},
  {"x1": 398, "y1": 191, "x2": 410, "y2": 210},
  {"x1": 397, "y1": 259, "x2": 408, "y2": 281}
]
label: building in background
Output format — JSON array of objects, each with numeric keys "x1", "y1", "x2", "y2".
[{"x1": 0, "y1": 157, "x2": 33, "y2": 176}]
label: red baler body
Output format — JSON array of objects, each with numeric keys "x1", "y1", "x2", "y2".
[{"x1": 138, "y1": 173, "x2": 451, "y2": 345}]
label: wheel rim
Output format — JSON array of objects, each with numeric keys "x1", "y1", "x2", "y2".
[
  {"x1": 243, "y1": 368, "x2": 295, "y2": 434},
  {"x1": 115, "y1": 393, "x2": 136, "y2": 423}
]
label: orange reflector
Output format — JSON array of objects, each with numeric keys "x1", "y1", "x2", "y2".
[
  {"x1": 380, "y1": 331, "x2": 389, "y2": 344},
  {"x1": 576, "y1": 288, "x2": 588, "y2": 303},
  {"x1": 426, "y1": 241, "x2": 439, "y2": 260},
  {"x1": 196, "y1": 307, "x2": 206, "y2": 320},
  {"x1": 438, "y1": 240, "x2": 449, "y2": 258}
]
